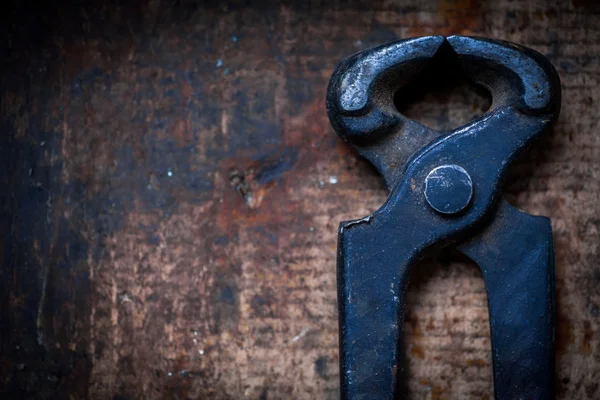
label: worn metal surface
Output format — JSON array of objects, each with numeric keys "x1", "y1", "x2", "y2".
[
  {"x1": 1, "y1": 1, "x2": 599, "y2": 399},
  {"x1": 328, "y1": 36, "x2": 560, "y2": 399}
]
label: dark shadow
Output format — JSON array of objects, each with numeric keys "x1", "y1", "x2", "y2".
[{"x1": 394, "y1": 41, "x2": 492, "y2": 132}]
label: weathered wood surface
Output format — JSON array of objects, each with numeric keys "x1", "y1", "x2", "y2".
[{"x1": 1, "y1": 1, "x2": 599, "y2": 399}]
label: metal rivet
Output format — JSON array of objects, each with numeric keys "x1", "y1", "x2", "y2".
[{"x1": 423, "y1": 164, "x2": 473, "y2": 214}]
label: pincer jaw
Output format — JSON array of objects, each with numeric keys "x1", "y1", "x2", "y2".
[{"x1": 327, "y1": 35, "x2": 561, "y2": 147}]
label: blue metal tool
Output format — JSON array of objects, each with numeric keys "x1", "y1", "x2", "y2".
[{"x1": 327, "y1": 36, "x2": 561, "y2": 399}]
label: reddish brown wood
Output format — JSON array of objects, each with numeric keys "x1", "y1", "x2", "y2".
[{"x1": 1, "y1": 1, "x2": 599, "y2": 399}]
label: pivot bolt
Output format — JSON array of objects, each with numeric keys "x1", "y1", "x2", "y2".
[{"x1": 423, "y1": 164, "x2": 473, "y2": 214}]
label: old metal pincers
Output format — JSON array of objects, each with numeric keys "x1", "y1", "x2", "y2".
[{"x1": 327, "y1": 36, "x2": 561, "y2": 399}]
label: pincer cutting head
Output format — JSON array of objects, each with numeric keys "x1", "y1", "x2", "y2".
[
  {"x1": 327, "y1": 36, "x2": 561, "y2": 400},
  {"x1": 327, "y1": 35, "x2": 561, "y2": 189}
]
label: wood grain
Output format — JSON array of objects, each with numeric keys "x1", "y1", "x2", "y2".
[{"x1": 1, "y1": 1, "x2": 599, "y2": 399}]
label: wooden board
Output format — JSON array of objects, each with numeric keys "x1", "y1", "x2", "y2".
[{"x1": 1, "y1": 1, "x2": 599, "y2": 398}]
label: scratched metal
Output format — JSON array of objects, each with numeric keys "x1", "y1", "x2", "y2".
[
  {"x1": 328, "y1": 35, "x2": 560, "y2": 399},
  {"x1": 1, "y1": 1, "x2": 599, "y2": 399}
]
